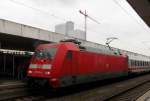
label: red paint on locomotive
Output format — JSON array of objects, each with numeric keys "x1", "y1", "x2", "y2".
[{"x1": 27, "y1": 41, "x2": 128, "y2": 88}]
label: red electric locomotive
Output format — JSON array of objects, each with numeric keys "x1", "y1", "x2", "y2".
[{"x1": 27, "y1": 39, "x2": 129, "y2": 88}]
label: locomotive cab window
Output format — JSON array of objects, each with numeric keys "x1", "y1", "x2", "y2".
[
  {"x1": 67, "y1": 51, "x2": 72, "y2": 59},
  {"x1": 34, "y1": 48, "x2": 57, "y2": 59}
]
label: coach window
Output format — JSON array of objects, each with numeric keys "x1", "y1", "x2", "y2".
[
  {"x1": 136, "y1": 61, "x2": 138, "y2": 66},
  {"x1": 131, "y1": 60, "x2": 133, "y2": 66},
  {"x1": 132, "y1": 60, "x2": 134, "y2": 66},
  {"x1": 147, "y1": 61, "x2": 148, "y2": 66},
  {"x1": 132, "y1": 60, "x2": 133, "y2": 66},
  {"x1": 137, "y1": 61, "x2": 139, "y2": 66},
  {"x1": 139, "y1": 61, "x2": 141, "y2": 66},
  {"x1": 142, "y1": 61, "x2": 143, "y2": 66},
  {"x1": 134, "y1": 61, "x2": 136, "y2": 66},
  {"x1": 146, "y1": 62, "x2": 147, "y2": 66},
  {"x1": 135, "y1": 61, "x2": 137, "y2": 66},
  {"x1": 67, "y1": 51, "x2": 72, "y2": 59},
  {"x1": 133, "y1": 61, "x2": 135, "y2": 66},
  {"x1": 133, "y1": 60, "x2": 135, "y2": 66},
  {"x1": 138, "y1": 61, "x2": 140, "y2": 66}
]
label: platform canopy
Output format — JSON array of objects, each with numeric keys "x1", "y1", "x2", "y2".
[{"x1": 127, "y1": 0, "x2": 150, "y2": 27}]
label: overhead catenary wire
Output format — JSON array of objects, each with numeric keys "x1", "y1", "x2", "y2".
[
  {"x1": 9, "y1": 0, "x2": 67, "y2": 22},
  {"x1": 9, "y1": 0, "x2": 84, "y2": 28},
  {"x1": 8, "y1": 0, "x2": 118, "y2": 45},
  {"x1": 8, "y1": 0, "x2": 143, "y2": 42},
  {"x1": 113, "y1": 0, "x2": 145, "y2": 29},
  {"x1": 9, "y1": 0, "x2": 145, "y2": 32},
  {"x1": 9, "y1": 0, "x2": 106, "y2": 38},
  {"x1": 113, "y1": 0, "x2": 150, "y2": 53},
  {"x1": 3, "y1": 0, "x2": 150, "y2": 56}
]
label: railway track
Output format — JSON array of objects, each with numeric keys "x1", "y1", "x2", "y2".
[
  {"x1": 3, "y1": 74, "x2": 150, "y2": 101},
  {"x1": 46, "y1": 74, "x2": 150, "y2": 101},
  {"x1": 106, "y1": 80, "x2": 150, "y2": 101},
  {"x1": 0, "y1": 81, "x2": 30, "y2": 101}
]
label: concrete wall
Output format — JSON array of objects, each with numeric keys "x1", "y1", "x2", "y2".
[
  {"x1": 0, "y1": 19, "x2": 70, "y2": 42},
  {"x1": 0, "y1": 19, "x2": 149, "y2": 60},
  {"x1": 68, "y1": 29, "x2": 86, "y2": 40},
  {"x1": 0, "y1": 19, "x2": 95, "y2": 46}
]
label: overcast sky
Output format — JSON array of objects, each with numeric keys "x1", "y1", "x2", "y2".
[{"x1": 0, "y1": 0, "x2": 150, "y2": 55}]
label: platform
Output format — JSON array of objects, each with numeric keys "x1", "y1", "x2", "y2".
[{"x1": 136, "y1": 90, "x2": 150, "y2": 101}]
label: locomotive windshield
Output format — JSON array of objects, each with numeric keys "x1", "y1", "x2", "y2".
[{"x1": 34, "y1": 48, "x2": 57, "y2": 59}]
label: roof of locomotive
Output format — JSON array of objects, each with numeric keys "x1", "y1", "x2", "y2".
[
  {"x1": 36, "y1": 39, "x2": 150, "y2": 61},
  {"x1": 36, "y1": 42, "x2": 79, "y2": 51},
  {"x1": 60, "y1": 39, "x2": 123, "y2": 56},
  {"x1": 82, "y1": 46, "x2": 122, "y2": 56},
  {"x1": 83, "y1": 45, "x2": 150, "y2": 61}
]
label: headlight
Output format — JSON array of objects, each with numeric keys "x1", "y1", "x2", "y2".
[
  {"x1": 28, "y1": 70, "x2": 32, "y2": 74},
  {"x1": 29, "y1": 64, "x2": 37, "y2": 69},
  {"x1": 42, "y1": 64, "x2": 52, "y2": 69},
  {"x1": 45, "y1": 71, "x2": 50, "y2": 75}
]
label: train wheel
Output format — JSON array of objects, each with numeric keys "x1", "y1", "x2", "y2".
[{"x1": 27, "y1": 78, "x2": 36, "y2": 88}]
